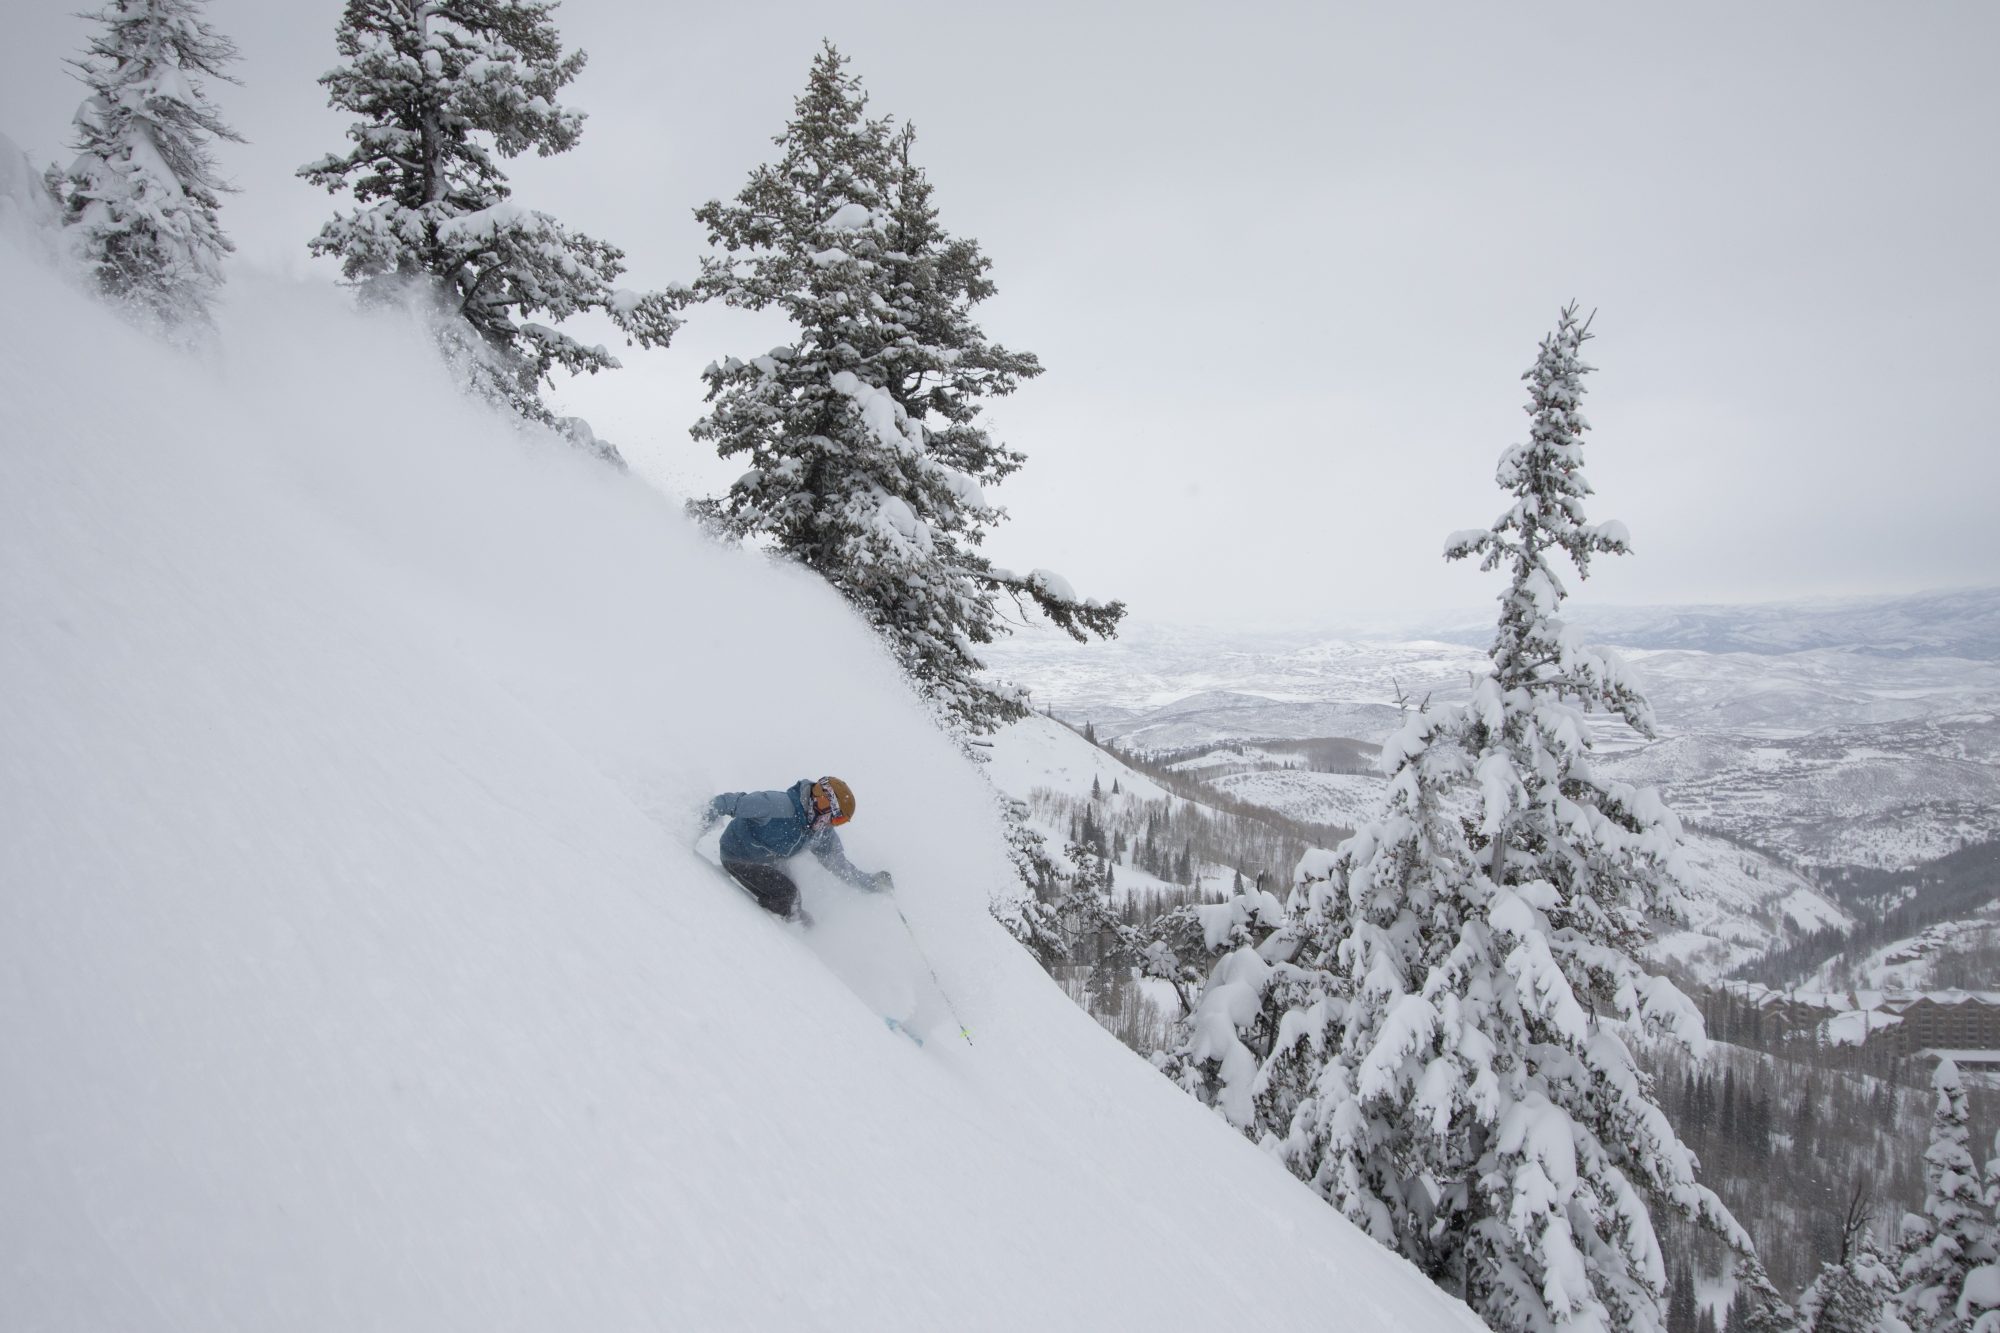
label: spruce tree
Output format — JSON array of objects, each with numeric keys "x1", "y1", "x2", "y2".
[
  {"x1": 689, "y1": 44, "x2": 1123, "y2": 738},
  {"x1": 1165, "y1": 872, "x2": 1337, "y2": 1140},
  {"x1": 300, "y1": 0, "x2": 681, "y2": 430},
  {"x1": 1896, "y1": 1061, "x2": 1996, "y2": 1333},
  {"x1": 1792, "y1": 1179, "x2": 1898, "y2": 1333},
  {"x1": 1796, "y1": 1251, "x2": 1896, "y2": 1333},
  {"x1": 1272, "y1": 306, "x2": 1766, "y2": 1331},
  {"x1": 60, "y1": 0, "x2": 241, "y2": 328}
]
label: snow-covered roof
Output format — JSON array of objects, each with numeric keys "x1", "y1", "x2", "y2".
[{"x1": 1921, "y1": 1049, "x2": 2000, "y2": 1066}]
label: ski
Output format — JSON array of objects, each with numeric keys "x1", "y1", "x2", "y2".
[{"x1": 883, "y1": 1016, "x2": 924, "y2": 1047}]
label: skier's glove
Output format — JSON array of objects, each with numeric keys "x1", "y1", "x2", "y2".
[{"x1": 868, "y1": 870, "x2": 895, "y2": 893}]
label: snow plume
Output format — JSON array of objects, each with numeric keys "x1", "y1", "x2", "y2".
[
  {"x1": 0, "y1": 132, "x2": 63, "y2": 255},
  {"x1": 0, "y1": 227, "x2": 1486, "y2": 1330}
]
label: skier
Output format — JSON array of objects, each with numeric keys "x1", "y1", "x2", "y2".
[{"x1": 704, "y1": 776, "x2": 893, "y2": 922}]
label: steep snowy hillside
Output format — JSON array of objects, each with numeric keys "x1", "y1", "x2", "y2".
[
  {"x1": 1803, "y1": 916, "x2": 2000, "y2": 992},
  {"x1": 0, "y1": 236, "x2": 1484, "y2": 1329},
  {"x1": 985, "y1": 714, "x2": 1258, "y2": 901},
  {"x1": 1647, "y1": 836, "x2": 1850, "y2": 980},
  {"x1": 983, "y1": 712, "x2": 1175, "y2": 807}
]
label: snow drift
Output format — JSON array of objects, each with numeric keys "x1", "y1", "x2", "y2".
[{"x1": 0, "y1": 224, "x2": 1482, "y2": 1330}]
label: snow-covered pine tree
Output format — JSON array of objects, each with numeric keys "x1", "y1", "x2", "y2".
[
  {"x1": 1797, "y1": 1250, "x2": 1898, "y2": 1333},
  {"x1": 1794, "y1": 1180, "x2": 1897, "y2": 1333},
  {"x1": 1276, "y1": 305, "x2": 1768, "y2": 1332},
  {"x1": 1896, "y1": 1060, "x2": 1997, "y2": 1333},
  {"x1": 1168, "y1": 851, "x2": 1345, "y2": 1146},
  {"x1": 299, "y1": 0, "x2": 681, "y2": 431},
  {"x1": 1970, "y1": 1133, "x2": 2000, "y2": 1333},
  {"x1": 1277, "y1": 701, "x2": 1489, "y2": 1270},
  {"x1": 688, "y1": 43, "x2": 1123, "y2": 739},
  {"x1": 59, "y1": 0, "x2": 241, "y2": 328}
]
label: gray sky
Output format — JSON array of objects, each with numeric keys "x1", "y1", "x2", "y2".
[{"x1": 6, "y1": 0, "x2": 1995, "y2": 628}]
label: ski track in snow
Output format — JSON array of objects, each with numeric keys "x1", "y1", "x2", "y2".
[{"x1": 0, "y1": 235, "x2": 1483, "y2": 1331}]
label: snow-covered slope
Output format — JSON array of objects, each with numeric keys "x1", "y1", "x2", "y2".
[
  {"x1": 0, "y1": 233, "x2": 1484, "y2": 1329},
  {"x1": 1646, "y1": 835, "x2": 1851, "y2": 980},
  {"x1": 984, "y1": 714, "x2": 1253, "y2": 900},
  {"x1": 1803, "y1": 916, "x2": 2000, "y2": 992},
  {"x1": 982, "y1": 712, "x2": 1174, "y2": 806}
]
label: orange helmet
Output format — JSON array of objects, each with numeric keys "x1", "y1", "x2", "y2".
[{"x1": 810, "y1": 776, "x2": 854, "y2": 826}]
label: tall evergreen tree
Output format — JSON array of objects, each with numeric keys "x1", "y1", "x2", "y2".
[
  {"x1": 1896, "y1": 1061, "x2": 1997, "y2": 1333},
  {"x1": 299, "y1": 0, "x2": 681, "y2": 429},
  {"x1": 60, "y1": 0, "x2": 241, "y2": 327},
  {"x1": 689, "y1": 44, "x2": 1123, "y2": 738},
  {"x1": 1271, "y1": 306, "x2": 1768, "y2": 1331},
  {"x1": 1796, "y1": 1247, "x2": 1897, "y2": 1333}
]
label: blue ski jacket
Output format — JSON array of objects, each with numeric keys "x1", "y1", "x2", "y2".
[{"x1": 710, "y1": 780, "x2": 875, "y2": 887}]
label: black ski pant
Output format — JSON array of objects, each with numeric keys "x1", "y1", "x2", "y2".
[{"x1": 721, "y1": 859, "x2": 800, "y2": 918}]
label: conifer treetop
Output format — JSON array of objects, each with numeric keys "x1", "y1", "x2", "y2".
[
  {"x1": 689, "y1": 42, "x2": 1120, "y2": 737},
  {"x1": 62, "y1": 0, "x2": 243, "y2": 326},
  {"x1": 1897, "y1": 1059, "x2": 1998, "y2": 1333},
  {"x1": 1447, "y1": 302, "x2": 1654, "y2": 739},
  {"x1": 300, "y1": 0, "x2": 680, "y2": 425},
  {"x1": 305, "y1": 0, "x2": 586, "y2": 213}
]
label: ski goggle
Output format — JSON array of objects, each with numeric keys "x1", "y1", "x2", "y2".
[{"x1": 811, "y1": 779, "x2": 850, "y2": 827}]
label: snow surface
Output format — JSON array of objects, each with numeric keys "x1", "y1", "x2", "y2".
[
  {"x1": 982, "y1": 713, "x2": 1174, "y2": 806},
  {"x1": 1639, "y1": 833, "x2": 1850, "y2": 981},
  {"x1": 0, "y1": 234, "x2": 1484, "y2": 1330}
]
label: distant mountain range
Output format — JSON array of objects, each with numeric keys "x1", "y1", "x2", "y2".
[
  {"x1": 985, "y1": 587, "x2": 2000, "y2": 745},
  {"x1": 1407, "y1": 586, "x2": 2000, "y2": 660}
]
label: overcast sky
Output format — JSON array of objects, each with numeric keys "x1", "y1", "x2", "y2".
[{"x1": 5, "y1": 1, "x2": 1994, "y2": 628}]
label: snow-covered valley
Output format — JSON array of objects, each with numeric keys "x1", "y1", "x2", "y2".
[
  {"x1": 979, "y1": 595, "x2": 2000, "y2": 985},
  {"x1": 984, "y1": 606, "x2": 2000, "y2": 875}
]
